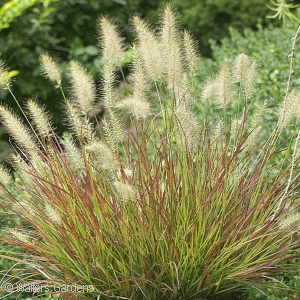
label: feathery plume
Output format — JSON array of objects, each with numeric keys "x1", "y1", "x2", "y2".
[
  {"x1": 45, "y1": 204, "x2": 61, "y2": 226},
  {"x1": 62, "y1": 133, "x2": 85, "y2": 171},
  {"x1": 244, "y1": 125, "x2": 262, "y2": 152},
  {"x1": 132, "y1": 16, "x2": 164, "y2": 81},
  {"x1": 201, "y1": 76, "x2": 218, "y2": 102},
  {"x1": 215, "y1": 63, "x2": 233, "y2": 106},
  {"x1": 123, "y1": 167, "x2": 134, "y2": 179},
  {"x1": 10, "y1": 229, "x2": 33, "y2": 244},
  {"x1": 278, "y1": 89, "x2": 300, "y2": 129},
  {"x1": 233, "y1": 53, "x2": 257, "y2": 96},
  {"x1": 102, "y1": 110, "x2": 124, "y2": 150},
  {"x1": 114, "y1": 181, "x2": 137, "y2": 202},
  {"x1": 182, "y1": 30, "x2": 199, "y2": 78},
  {"x1": 116, "y1": 45, "x2": 152, "y2": 119},
  {"x1": 98, "y1": 16, "x2": 125, "y2": 67},
  {"x1": 30, "y1": 152, "x2": 52, "y2": 181},
  {"x1": 0, "y1": 106, "x2": 37, "y2": 153},
  {"x1": 244, "y1": 61, "x2": 257, "y2": 96},
  {"x1": 11, "y1": 154, "x2": 33, "y2": 187},
  {"x1": 278, "y1": 212, "x2": 300, "y2": 231},
  {"x1": 40, "y1": 54, "x2": 61, "y2": 88},
  {"x1": 65, "y1": 100, "x2": 95, "y2": 143},
  {"x1": 116, "y1": 96, "x2": 152, "y2": 119},
  {"x1": 13, "y1": 200, "x2": 36, "y2": 216},
  {"x1": 0, "y1": 165, "x2": 12, "y2": 185},
  {"x1": 27, "y1": 99, "x2": 52, "y2": 138},
  {"x1": 231, "y1": 117, "x2": 243, "y2": 139},
  {"x1": 102, "y1": 64, "x2": 117, "y2": 109},
  {"x1": 129, "y1": 45, "x2": 149, "y2": 99},
  {"x1": 0, "y1": 61, "x2": 11, "y2": 90},
  {"x1": 211, "y1": 119, "x2": 224, "y2": 144},
  {"x1": 174, "y1": 73, "x2": 192, "y2": 107},
  {"x1": 233, "y1": 53, "x2": 250, "y2": 86},
  {"x1": 68, "y1": 61, "x2": 96, "y2": 115},
  {"x1": 243, "y1": 100, "x2": 268, "y2": 151},
  {"x1": 175, "y1": 107, "x2": 200, "y2": 151},
  {"x1": 160, "y1": 4, "x2": 183, "y2": 90},
  {"x1": 85, "y1": 141, "x2": 118, "y2": 171},
  {"x1": 65, "y1": 100, "x2": 82, "y2": 138},
  {"x1": 13, "y1": 151, "x2": 51, "y2": 188}
]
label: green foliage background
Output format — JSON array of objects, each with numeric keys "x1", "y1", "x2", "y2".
[
  {"x1": 0, "y1": 0, "x2": 281, "y2": 160},
  {"x1": 0, "y1": 0, "x2": 279, "y2": 103}
]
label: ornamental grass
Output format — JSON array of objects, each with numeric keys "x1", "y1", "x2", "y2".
[{"x1": 1, "y1": 5, "x2": 300, "y2": 300}]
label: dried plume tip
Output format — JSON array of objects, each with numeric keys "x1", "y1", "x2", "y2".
[
  {"x1": 98, "y1": 16, "x2": 125, "y2": 67},
  {"x1": 68, "y1": 61, "x2": 96, "y2": 115},
  {"x1": 40, "y1": 54, "x2": 61, "y2": 88}
]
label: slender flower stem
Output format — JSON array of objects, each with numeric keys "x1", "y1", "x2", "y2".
[{"x1": 59, "y1": 86, "x2": 67, "y2": 103}]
